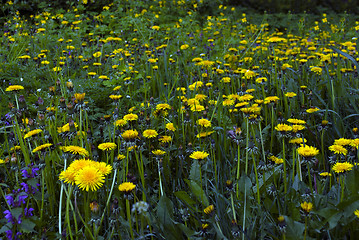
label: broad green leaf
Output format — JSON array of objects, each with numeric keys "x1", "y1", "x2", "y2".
[
  {"x1": 189, "y1": 160, "x2": 201, "y2": 185},
  {"x1": 185, "y1": 179, "x2": 209, "y2": 206},
  {"x1": 174, "y1": 191, "x2": 196, "y2": 207},
  {"x1": 20, "y1": 219, "x2": 36, "y2": 233},
  {"x1": 284, "y1": 216, "x2": 305, "y2": 240}
]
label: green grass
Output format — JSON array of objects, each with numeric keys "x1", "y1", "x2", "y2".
[{"x1": 1, "y1": 1, "x2": 359, "y2": 239}]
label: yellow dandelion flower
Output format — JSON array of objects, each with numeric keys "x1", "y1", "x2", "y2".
[
  {"x1": 328, "y1": 145, "x2": 347, "y2": 155},
  {"x1": 332, "y1": 162, "x2": 353, "y2": 173},
  {"x1": 197, "y1": 118, "x2": 211, "y2": 128},
  {"x1": 59, "y1": 169, "x2": 77, "y2": 185},
  {"x1": 159, "y1": 135, "x2": 172, "y2": 143},
  {"x1": 301, "y1": 202, "x2": 313, "y2": 213},
  {"x1": 190, "y1": 151, "x2": 209, "y2": 160},
  {"x1": 196, "y1": 131, "x2": 214, "y2": 138},
  {"x1": 166, "y1": 123, "x2": 176, "y2": 131},
  {"x1": 319, "y1": 172, "x2": 332, "y2": 177},
  {"x1": 118, "y1": 182, "x2": 136, "y2": 193},
  {"x1": 354, "y1": 209, "x2": 359, "y2": 218},
  {"x1": 63, "y1": 145, "x2": 89, "y2": 157},
  {"x1": 32, "y1": 143, "x2": 53, "y2": 153},
  {"x1": 114, "y1": 119, "x2": 128, "y2": 127},
  {"x1": 275, "y1": 124, "x2": 292, "y2": 132},
  {"x1": 143, "y1": 129, "x2": 158, "y2": 138},
  {"x1": 24, "y1": 129, "x2": 42, "y2": 139},
  {"x1": 204, "y1": 205, "x2": 214, "y2": 214},
  {"x1": 75, "y1": 166, "x2": 105, "y2": 191},
  {"x1": 6, "y1": 85, "x2": 24, "y2": 92},
  {"x1": 95, "y1": 162, "x2": 112, "y2": 175},
  {"x1": 98, "y1": 142, "x2": 117, "y2": 151},
  {"x1": 123, "y1": 113, "x2": 138, "y2": 121},
  {"x1": 152, "y1": 149, "x2": 166, "y2": 155},
  {"x1": 297, "y1": 145, "x2": 319, "y2": 157},
  {"x1": 306, "y1": 107, "x2": 320, "y2": 113},
  {"x1": 117, "y1": 154, "x2": 126, "y2": 160},
  {"x1": 122, "y1": 129, "x2": 139, "y2": 140},
  {"x1": 287, "y1": 118, "x2": 306, "y2": 125}
]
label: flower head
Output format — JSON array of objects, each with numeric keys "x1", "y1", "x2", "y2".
[
  {"x1": 190, "y1": 151, "x2": 209, "y2": 160},
  {"x1": 24, "y1": 129, "x2": 42, "y2": 139},
  {"x1": 118, "y1": 182, "x2": 136, "y2": 193},
  {"x1": 332, "y1": 162, "x2": 353, "y2": 173},
  {"x1": 98, "y1": 142, "x2": 117, "y2": 151},
  {"x1": 6, "y1": 85, "x2": 24, "y2": 92},
  {"x1": 122, "y1": 129, "x2": 139, "y2": 140},
  {"x1": 63, "y1": 145, "x2": 89, "y2": 157},
  {"x1": 297, "y1": 145, "x2": 319, "y2": 157},
  {"x1": 32, "y1": 143, "x2": 53, "y2": 153},
  {"x1": 143, "y1": 129, "x2": 158, "y2": 138},
  {"x1": 75, "y1": 166, "x2": 105, "y2": 191},
  {"x1": 301, "y1": 202, "x2": 313, "y2": 213},
  {"x1": 197, "y1": 118, "x2": 212, "y2": 128},
  {"x1": 328, "y1": 145, "x2": 347, "y2": 155}
]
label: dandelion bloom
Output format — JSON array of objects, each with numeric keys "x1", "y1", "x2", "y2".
[
  {"x1": 117, "y1": 154, "x2": 126, "y2": 160},
  {"x1": 292, "y1": 125, "x2": 306, "y2": 133},
  {"x1": 334, "y1": 138, "x2": 352, "y2": 146},
  {"x1": 275, "y1": 124, "x2": 292, "y2": 132},
  {"x1": 123, "y1": 113, "x2": 138, "y2": 121},
  {"x1": 98, "y1": 142, "x2": 117, "y2": 151},
  {"x1": 190, "y1": 151, "x2": 209, "y2": 160},
  {"x1": 196, "y1": 131, "x2": 214, "y2": 138},
  {"x1": 143, "y1": 129, "x2": 158, "y2": 138},
  {"x1": 32, "y1": 143, "x2": 53, "y2": 153},
  {"x1": 269, "y1": 156, "x2": 284, "y2": 164},
  {"x1": 59, "y1": 169, "x2": 77, "y2": 185},
  {"x1": 114, "y1": 119, "x2": 128, "y2": 127},
  {"x1": 63, "y1": 145, "x2": 89, "y2": 157},
  {"x1": 122, "y1": 129, "x2": 139, "y2": 140},
  {"x1": 287, "y1": 118, "x2": 306, "y2": 125},
  {"x1": 74, "y1": 93, "x2": 85, "y2": 102},
  {"x1": 332, "y1": 162, "x2": 353, "y2": 173},
  {"x1": 118, "y1": 182, "x2": 136, "y2": 193},
  {"x1": 204, "y1": 205, "x2": 214, "y2": 214},
  {"x1": 109, "y1": 95, "x2": 122, "y2": 100},
  {"x1": 152, "y1": 149, "x2": 166, "y2": 155},
  {"x1": 159, "y1": 135, "x2": 172, "y2": 143},
  {"x1": 95, "y1": 162, "x2": 112, "y2": 175},
  {"x1": 166, "y1": 123, "x2": 176, "y2": 131},
  {"x1": 197, "y1": 118, "x2": 212, "y2": 128},
  {"x1": 75, "y1": 166, "x2": 105, "y2": 191},
  {"x1": 297, "y1": 145, "x2": 319, "y2": 157},
  {"x1": 156, "y1": 103, "x2": 171, "y2": 111},
  {"x1": 328, "y1": 145, "x2": 347, "y2": 155},
  {"x1": 6, "y1": 85, "x2": 24, "y2": 92},
  {"x1": 285, "y1": 92, "x2": 297, "y2": 98},
  {"x1": 24, "y1": 129, "x2": 42, "y2": 139},
  {"x1": 354, "y1": 210, "x2": 359, "y2": 218},
  {"x1": 306, "y1": 107, "x2": 320, "y2": 113},
  {"x1": 319, "y1": 172, "x2": 332, "y2": 177},
  {"x1": 301, "y1": 202, "x2": 313, "y2": 213}
]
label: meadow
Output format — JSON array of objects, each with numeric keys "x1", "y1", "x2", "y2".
[{"x1": 1, "y1": 0, "x2": 359, "y2": 239}]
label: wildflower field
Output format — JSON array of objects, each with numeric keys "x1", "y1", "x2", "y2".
[{"x1": 2, "y1": 0, "x2": 359, "y2": 239}]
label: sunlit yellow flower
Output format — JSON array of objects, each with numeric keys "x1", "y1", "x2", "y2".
[
  {"x1": 6, "y1": 85, "x2": 24, "y2": 92},
  {"x1": 204, "y1": 205, "x2": 214, "y2": 214},
  {"x1": 114, "y1": 119, "x2": 128, "y2": 127},
  {"x1": 95, "y1": 162, "x2": 112, "y2": 175},
  {"x1": 117, "y1": 154, "x2": 126, "y2": 160},
  {"x1": 287, "y1": 118, "x2": 306, "y2": 125},
  {"x1": 24, "y1": 129, "x2": 42, "y2": 139},
  {"x1": 118, "y1": 182, "x2": 136, "y2": 193},
  {"x1": 166, "y1": 123, "x2": 176, "y2": 131},
  {"x1": 328, "y1": 145, "x2": 347, "y2": 155},
  {"x1": 32, "y1": 143, "x2": 53, "y2": 153},
  {"x1": 334, "y1": 138, "x2": 352, "y2": 146},
  {"x1": 306, "y1": 107, "x2": 320, "y2": 113},
  {"x1": 59, "y1": 169, "x2": 77, "y2": 185},
  {"x1": 63, "y1": 145, "x2": 89, "y2": 157},
  {"x1": 122, "y1": 129, "x2": 139, "y2": 140},
  {"x1": 109, "y1": 94, "x2": 122, "y2": 100},
  {"x1": 297, "y1": 145, "x2": 319, "y2": 157},
  {"x1": 332, "y1": 162, "x2": 353, "y2": 173},
  {"x1": 159, "y1": 135, "x2": 172, "y2": 143},
  {"x1": 354, "y1": 209, "x2": 359, "y2": 218},
  {"x1": 123, "y1": 113, "x2": 138, "y2": 121},
  {"x1": 152, "y1": 149, "x2": 166, "y2": 155},
  {"x1": 301, "y1": 202, "x2": 313, "y2": 213},
  {"x1": 319, "y1": 172, "x2": 332, "y2": 177},
  {"x1": 143, "y1": 129, "x2": 158, "y2": 138},
  {"x1": 275, "y1": 124, "x2": 292, "y2": 132},
  {"x1": 197, "y1": 118, "x2": 211, "y2": 128},
  {"x1": 75, "y1": 166, "x2": 105, "y2": 191},
  {"x1": 93, "y1": 51, "x2": 102, "y2": 58},
  {"x1": 190, "y1": 151, "x2": 209, "y2": 160},
  {"x1": 98, "y1": 142, "x2": 117, "y2": 151}
]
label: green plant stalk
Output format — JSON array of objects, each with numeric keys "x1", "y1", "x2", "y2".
[
  {"x1": 95, "y1": 169, "x2": 118, "y2": 238},
  {"x1": 297, "y1": 154, "x2": 303, "y2": 181},
  {"x1": 340, "y1": 175, "x2": 345, "y2": 202},
  {"x1": 65, "y1": 186, "x2": 74, "y2": 240},
  {"x1": 230, "y1": 192, "x2": 237, "y2": 223},
  {"x1": 242, "y1": 184, "x2": 247, "y2": 240},
  {"x1": 251, "y1": 152, "x2": 261, "y2": 204},
  {"x1": 304, "y1": 216, "x2": 308, "y2": 240},
  {"x1": 236, "y1": 144, "x2": 240, "y2": 199},
  {"x1": 292, "y1": 148, "x2": 296, "y2": 183},
  {"x1": 245, "y1": 117, "x2": 249, "y2": 175},
  {"x1": 321, "y1": 131, "x2": 326, "y2": 171},
  {"x1": 282, "y1": 138, "x2": 287, "y2": 194},
  {"x1": 158, "y1": 159, "x2": 164, "y2": 197},
  {"x1": 58, "y1": 157, "x2": 68, "y2": 235},
  {"x1": 308, "y1": 165, "x2": 313, "y2": 194},
  {"x1": 126, "y1": 199, "x2": 134, "y2": 240}
]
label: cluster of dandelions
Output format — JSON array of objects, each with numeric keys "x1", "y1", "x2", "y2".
[{"x1": 59, "y1": 159, "x2": 112, "y2": 191}]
